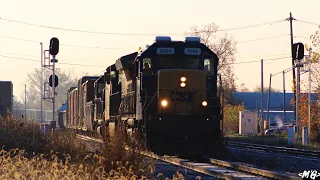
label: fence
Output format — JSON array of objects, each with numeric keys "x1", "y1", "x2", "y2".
[{"x1": 12, "y1": 108, "x2": 54, "y2": 122}]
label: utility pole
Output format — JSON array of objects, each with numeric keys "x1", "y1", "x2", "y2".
[
  {"x1": 266, "y1": 74, "x2": 272, "y2": 129},
  {"x1": 261, "y1": 59, "x2": 264, "y2": 135},
  {"x1": 308, "y1": 47, "x2": 312, "y2": 143},
  {"x1": 283, "y1": 71, "x2": 287, "y2": 122},
  {"x1": 287, "y1": 12, "x2": 297, "y2": 123},
  {"x1": 24, "y1": 84, "x2": 27, "y2": 124}
]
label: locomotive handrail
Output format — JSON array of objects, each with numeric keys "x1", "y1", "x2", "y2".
[{"x1": 143, "y1": 90, "x2": 158, "y2": 135}]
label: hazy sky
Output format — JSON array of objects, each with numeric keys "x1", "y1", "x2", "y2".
[{"x1": 0, "y1": 0, "x2": 319, "y2": 101}]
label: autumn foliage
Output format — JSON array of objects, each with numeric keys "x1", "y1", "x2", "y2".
[
  {"x1": 223, "y1": 103, "x2": 246, "y2": 133},
  {"x1": 290, "y1": 81, "x2": 320, "y2": 143},
  {"x1": 297, "y1": 93, "x2": 320, "y2": 142}
]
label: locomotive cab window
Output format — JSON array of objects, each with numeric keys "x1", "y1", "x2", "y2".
[
  {"x1": 142, "y1": 58, "x2": 152, "y2": 76},
  {"x1": 110, "y1": 71, "x2": 116, "y2": 80},
  {"x1": 204, "y1": 58, "x2": 214, "y2": 76},
  {"x1": 97, "y1": 83, "x2": 104, "y2": 97}
]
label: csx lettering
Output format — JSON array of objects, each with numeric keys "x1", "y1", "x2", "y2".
[{"x1": 170, "y1": 91, "x2": 195, "y2": 102}]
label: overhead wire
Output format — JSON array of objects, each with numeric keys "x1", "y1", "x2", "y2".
[
  {"x1": 296, "y1": 20, "x2": 319, "y2": 27},
  {"x1": 0, "y1": 17, "x2": 292, "y2": 68},
  {"x1": 0, "y1": 17, "x2": 286, "y2": 35},
  {"x1": 0, "y1": 54, "x2": 103, "y2": 67},
  {"x1": 237, "y1": 34, "x2": 289, "y2": 43},
  {"x1": 0, "y1": 35, "x2": 128, "y2": 50},
  {"x1": 226, "y1": 56, "x2": 291, "y2": 65},
  {"x1": 0, "y1": 53, "x2": 291, "y2": 67},
  {"x1": 0, "y1": 31, "x2": 290, "y2": 53}
]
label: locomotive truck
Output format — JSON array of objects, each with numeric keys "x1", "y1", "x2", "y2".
[{"x1": 64, "y1": 36, "x2": 223, "y2": 155}]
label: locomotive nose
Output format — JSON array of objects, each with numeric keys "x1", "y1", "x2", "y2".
[{"x1": 158, "y1": 69, "x2": 207, "y2": 114}]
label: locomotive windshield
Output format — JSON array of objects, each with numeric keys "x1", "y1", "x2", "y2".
[{"x1": 158, "y1": 56, "x2": 199, "y2": 69}]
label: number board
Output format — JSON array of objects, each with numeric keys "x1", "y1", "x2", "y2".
[
  {"x1": 157, "y1": 48, "x2": 175, "y2": 55},
  {"x1": 170, "y1": 91, "x2": 196, "y2": 102},
  {"x1": 184, "y1": 48, "x2": 201, "y2": 55}
]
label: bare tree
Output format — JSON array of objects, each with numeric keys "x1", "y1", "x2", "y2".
[
  {"x1": 21, "y1": 68, "x2": 78, "y2": 110},
  {"x1": 13, "y1": 95, "x2": 24, "y2": 109},
  {"x1": 252, "y1": 86, "x2": 280, "y2": 92},
  {"x1": 238, "y1": 83, "x2": 250, "y2": 92},
  {"x1": 186, "y1": 22, "x2": 237, "y2": 102}
]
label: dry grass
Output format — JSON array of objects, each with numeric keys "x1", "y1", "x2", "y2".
[{"x1": 0, "y1": 112, "x2": 194, "y2": 179}]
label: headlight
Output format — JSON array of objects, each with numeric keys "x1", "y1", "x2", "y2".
[
  {"x1": 202, "y1": 101, "x2": 207, "y2": 107},
  {"x1": 180, "y1": 82, "x2": 186, "y2": 88},
  {"x1": 161, "y1": 100, "x2": 168, "y2": 107}
]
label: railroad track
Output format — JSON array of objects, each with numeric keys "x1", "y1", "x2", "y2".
[
  {"x1": 76, "y1": 134, "x2": 301, "y2": 180},
  {"x1": 227, "y1": 141, "x2": 320, "y2": 159}
]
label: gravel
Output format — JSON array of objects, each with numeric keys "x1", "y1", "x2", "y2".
[
  {"x1": 151, "y1": 160, "x2": 221, "y2": 180},
  {"x1": 227, "y1": 146, "x2": 320, "y2": 176}
]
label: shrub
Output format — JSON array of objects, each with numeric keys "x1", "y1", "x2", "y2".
[{"x1": 0, "y1": 113, "x2": 190, "y2": 179}]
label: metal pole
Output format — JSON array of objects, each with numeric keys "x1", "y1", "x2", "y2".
[
  {"x1": 219, "y1": 74, "x2": 224, "y2": 133},
  {"x1": 266, "y1": 74, "x2": 272, "y2": 130},
  {"x1": 289, "y1": 12, "x2": 297, "y2": 122},
  {"x1": 308, "y1": 47, "x2": 312, "y2": 143},
  {"x1": 52, "y1": 55, "x2": 56, "y2": 125},
  {"x1": 261, "y1": 59, "x2": 264, "y2": 135},
  {"x1": 296, "y1": 59, "x2": 300, "y2": 142},
  {"x1": 283, "y1": 71, "x2": 287, "y2": 122},
  {"x1": 24, "y1": 84, "x2": 27, "y2": 124},
  {"x1": 40, "y1": 42, "x2": 43, "y2": 123}
]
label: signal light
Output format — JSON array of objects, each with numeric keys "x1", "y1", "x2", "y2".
[
  {"x1": 49, "y1": 37, "x2": 59, "y2": 56},
  {"x1": 180, "y1": 82, "x2": 186, "y2": 88},
  {"x1": 49, "y1": 75, "x2": 59, "y2": 87},
  {"x1": 180, "y1": 77, "x2": 186, "y2": 82}
]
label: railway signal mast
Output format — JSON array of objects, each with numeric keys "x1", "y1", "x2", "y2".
[
  {"x1": 292, "y1": 42, "x2": 304, "y2": 143},
  {"x1": 41, "y1": 38, "x2": 59, "y2": 126}
]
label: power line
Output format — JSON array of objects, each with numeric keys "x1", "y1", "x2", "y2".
[
  {"x1": 201, "y1": 20, "x2": 285, "y2": 32},
  {"x1": 0, "y1": 33, "x2": 290, "y2": 51},
  {"x1": 0, "y1": 51, "x2": 109, "y2": 61},
  {"x1": 0, "y1": 35, "x2": 128, "y2": 50},
  {"x1": 1, "y1": 33, "x2": 291, "y2": 54},
  {"x1": 296, "y1": 19, "x2": 319, "y2": 27},
  {"x1": 0, "y1": 17, "x2": 285, "y2": 35},
  {"x1": 294, "y1": 35, "x2": 311, "y2": 40},
  {"x1": 0, "y1": 53, "x2": 290, "y2": 67},
  {"x1": 227, "y1": 56, "x2": 291, "y2": 65},
  {"x1": 0, "y1": 54, "x2": 103, "y2": 67},
  {"x1": 271, "y1": 66, "x2": 293, "y2": 76},
  {"x1": 237, "y1": 34, "x2": 289, "y2": 43},
  {"x1": 265, "y1": 41, "x2": 290, "y2": 65}
]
